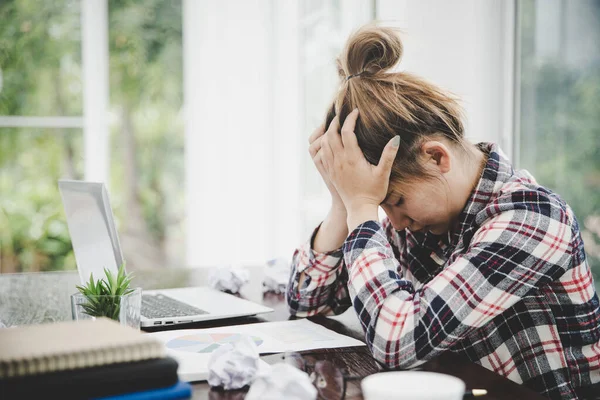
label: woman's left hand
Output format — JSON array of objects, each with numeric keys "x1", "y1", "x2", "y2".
[{"x1": 320, "y1": 108, "x2": 400, "y2": 230}]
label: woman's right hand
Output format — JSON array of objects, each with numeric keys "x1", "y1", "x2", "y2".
[{"x1": 309, "y1": 123, "x2": 346, "y2": 213}]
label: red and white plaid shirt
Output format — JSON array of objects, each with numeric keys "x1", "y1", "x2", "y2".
[{"x1": 287, "y1": 143, "x2": 600, "y2": 399}]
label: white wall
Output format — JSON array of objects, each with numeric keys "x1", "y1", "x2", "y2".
[
  {"x1": 183, "y1": 0, "x2": 373, "y2": 267},
  {"x1": 376, "y1": 0, "x2": 515, "y2": 157},
  {"x1": 183, "y1": 0, "x2": 279, "y2": 267}
]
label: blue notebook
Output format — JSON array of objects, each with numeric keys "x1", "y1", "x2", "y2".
[{"x1": 94, "y1": 381, "x2": 192, "y2": 400}]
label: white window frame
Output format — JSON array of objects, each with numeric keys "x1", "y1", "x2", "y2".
[{"x1": 0, "y1": 0, "x2": 110, "y2": 183}]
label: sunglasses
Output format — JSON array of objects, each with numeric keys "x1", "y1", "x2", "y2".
[
  {"x1": 281, "y1": 352, "x2": 363, "y2": 400},
  {"x1": 279, "y1": 352, "x2": 490, "y2": 400}
]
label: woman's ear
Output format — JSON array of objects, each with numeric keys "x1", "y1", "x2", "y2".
[{"x1": 422, "y1": 141, "x2": 451, "y2": 174}]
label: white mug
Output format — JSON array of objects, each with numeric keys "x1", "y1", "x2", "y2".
[{"x1": 361, "y1": 371, "x2": 466, "y2": 400}]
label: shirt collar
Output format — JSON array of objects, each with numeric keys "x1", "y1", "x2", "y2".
[{"x1": 450, "y1": 142, "x2": 514, "y2": 245}]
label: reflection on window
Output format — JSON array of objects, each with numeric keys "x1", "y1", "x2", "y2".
[
  {"x1": 0, "y1": 128, "x2": 83, "y2": 272},
  {"x1": 517, "y1": 0, "x2": 600, "y2": 286},
  {"x1": 108, "y1": 0, "x2": 184, "y2": 270},
  {"x1": 0, "y1": 0, "x2": 82, "y2": 116}
]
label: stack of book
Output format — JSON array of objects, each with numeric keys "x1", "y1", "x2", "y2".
[{"x1": 0, "y1": 318, "x2": 192, "y2": 399}]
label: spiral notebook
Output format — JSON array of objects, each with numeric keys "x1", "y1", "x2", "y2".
[
  {"x1": 1, "y1": 357, "x2": 179, "y2": 399},
  {"x1": 0, "y1": 318, "x2": 165, "y2": 379}
]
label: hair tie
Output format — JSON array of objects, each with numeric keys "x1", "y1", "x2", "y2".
[{"x1": 345, "y1": 71, "x2": 365, "y2": 82}]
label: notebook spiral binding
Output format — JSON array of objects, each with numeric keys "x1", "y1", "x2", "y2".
[{"x1": 1, "y1": 341, "x2": 166, "y2": 379}]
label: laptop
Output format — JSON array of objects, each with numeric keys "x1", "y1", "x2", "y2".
[{"x1": 58, "y1": 180, "x2": 273, "y2": 328}]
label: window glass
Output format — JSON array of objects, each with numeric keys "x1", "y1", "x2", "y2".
[
  {"x1": 0, "y1": 128, "x2": 83, "y2": 272},
  {"x1": 0, "y1": 0, "x2": 82, "y2": 116},
  {"x1": 108, "y1": 0, "x2": 184, "y2": 270},
  {"x1": 517, "y1": 0, "x2": 600, "y2": 288}
]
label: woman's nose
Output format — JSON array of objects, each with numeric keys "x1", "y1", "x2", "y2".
[
  {"x1": 388, "y1": 214, "x2": 412, "y2": 231},
  {"x1": 381, "y1": 205, "x2": 411, "y2": 230}
]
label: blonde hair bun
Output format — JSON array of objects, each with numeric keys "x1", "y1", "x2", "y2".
[
  {"x1": 339, "y1": 24, "x2": 403, "y2": 79},
  {"x1": 329, "y1": 24, "x2": 467, "y2": 186}
]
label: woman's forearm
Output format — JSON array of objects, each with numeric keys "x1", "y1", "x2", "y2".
[{"x1": 312, "y1": 204, "x2": 348, "y2": 252}]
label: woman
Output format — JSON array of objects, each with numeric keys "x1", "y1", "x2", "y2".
[{"x1": 286, "y1": 25, "x2": 600, "y2": 399}]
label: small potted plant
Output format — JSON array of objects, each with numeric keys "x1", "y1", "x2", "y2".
[{"x1": 71, "y1": 263, "x2": 142, "y2": 329}]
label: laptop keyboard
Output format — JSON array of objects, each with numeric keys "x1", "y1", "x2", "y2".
[{"x1": 141, "y1": 293, "x2": 209, "y2": 319}]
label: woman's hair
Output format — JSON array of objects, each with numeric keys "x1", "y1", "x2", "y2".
[{"x1": 326, "y1": 24, "x2": 467, "y2": 193}]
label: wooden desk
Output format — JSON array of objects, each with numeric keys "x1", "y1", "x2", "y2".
[
  {"x1": 144, "y1": 289, "x2": 546, "y2": 400},
  {"x1": 0, "y1": 267, "x2": 546, "y2": 399}
]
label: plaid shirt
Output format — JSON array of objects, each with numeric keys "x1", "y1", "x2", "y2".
[{"x1": 287, "y1": 143, "x2": 600, "y2": 399}]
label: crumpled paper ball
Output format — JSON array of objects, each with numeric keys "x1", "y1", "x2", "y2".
[
  {"x1": 245, "y1": 363, "x2": 317, "y2": 400},
  {"x1": 262, "y1": 258, "x2": 289, "y2": 294},
  {"x1": 207, "y1": 335, "x2": 260, "y2": 390},
  {"x1": 208, "y1": 266, "x2": 249, "y2": 293}
]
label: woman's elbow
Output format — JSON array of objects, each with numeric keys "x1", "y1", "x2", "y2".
[
  {"x1": 285, "y1": 290, "x2": 303, "y2": 317},
  {"x1": 285, "y1": 291, "x2": 336, "y2": 317},
  {"x1": 286, "y1": 299, "x2": 307, "y2": 318},
  {"x1": 368, "y1": 341, "x2": 421, "y2": 370}
]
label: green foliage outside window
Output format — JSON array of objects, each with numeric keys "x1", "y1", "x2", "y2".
[
  {"x1": 518, "y1": 0, "x2": 600, "y2": 290},
  {"x1": 0, "y1": 0, "x2": 183, "y2": 273},
  {"x1": 0, "y1": 0, "x2": 82, "y2": 272}
]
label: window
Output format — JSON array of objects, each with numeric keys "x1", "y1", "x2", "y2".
[
  {"x1": 516, "y1": 0, "x2": 600, "y2": 287},
  {"x1": 0, "y1": 0, "x2": 183, "y2": 272},
  {"x1": 0, "y1": 0, "x2": 82, "y2": 273},
  {"x1": 107, "y1": 0, "x2": 184, "y2": 270},
  {"x1": 0, "y1": 0, "x2": 82, "y2": 117},
  {"x1": 1, "y1": 0, "x2": 374, "y2": 272},
  {"x1": 0, "y1": 128, "x2": 83, "y2": 272}
]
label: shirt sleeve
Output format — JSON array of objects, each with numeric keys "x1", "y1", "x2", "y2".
[
  {"x1": 344, "y1": 192, "x2": 573, "y2": 369},
  {"x1": 286, "y1": 224, "x2": 352, "y2": 317}
]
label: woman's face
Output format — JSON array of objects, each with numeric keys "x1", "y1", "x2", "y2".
[
  {"x1": 378, "y1": 139, "x2": 485, "y2": 235},
  {"x1": 380, "y1": 180, "x2": 454, "y2": 235}
]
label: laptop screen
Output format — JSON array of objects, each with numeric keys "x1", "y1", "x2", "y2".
[{"x1": 58, "y1": 180, "x2": 124, "y2": 284}]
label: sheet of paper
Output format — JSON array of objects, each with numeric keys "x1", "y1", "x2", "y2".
[{"x1": 148, "y1": 319, "x2": 365, "y2": 382}]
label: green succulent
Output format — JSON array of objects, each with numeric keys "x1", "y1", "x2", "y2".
[{"x1": 75, "y1": 263, "x2": 134, "y2": 321}]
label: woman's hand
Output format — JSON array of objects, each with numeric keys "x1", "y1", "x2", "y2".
[
  {"x1": 308, "y1": 123, "x2": 346, "y2": 214},
  {"x1": 320, "y1": 109, "x2": 400, "y2": 230}
]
